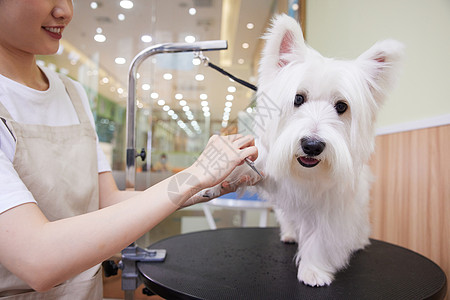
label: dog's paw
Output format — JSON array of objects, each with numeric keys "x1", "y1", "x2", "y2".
[
  {"x1": 297, "y1": 263, "x2": 334, "y2": 287},
  {"x1": 280, "y1": 232, "x2": 297, "y2": 244}
]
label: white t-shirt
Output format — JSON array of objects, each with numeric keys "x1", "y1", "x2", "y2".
[{"x1": 0, "y1": 66, "x2": 111, "y2": 214}]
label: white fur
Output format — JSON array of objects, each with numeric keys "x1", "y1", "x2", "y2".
[{"x1": 205, "y1": 14, "x2": 403, "y2": 287}]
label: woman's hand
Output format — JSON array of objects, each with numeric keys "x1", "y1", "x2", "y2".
[{"x1": 187, "y1": 134, "x2": 258, "y2": 189}]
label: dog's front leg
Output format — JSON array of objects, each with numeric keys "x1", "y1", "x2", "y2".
[
  {"x1": 275, "y1": 208, "x2": 298, "y2": 243},
  {"x1": 296, "y1": 236, "x2": 337, "y2": 287}
]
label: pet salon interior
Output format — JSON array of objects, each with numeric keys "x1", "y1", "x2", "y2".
[{"x1": 35, "y1": 0, "x2": 448, "y2": 299}]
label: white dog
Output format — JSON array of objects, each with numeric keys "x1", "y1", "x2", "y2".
[{"x1": 206, "y1": 14, "x2": 403, "y2": 287}]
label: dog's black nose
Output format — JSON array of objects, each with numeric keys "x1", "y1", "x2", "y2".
[{"x1": 301, "y1": 137, "x2": 326, "y2": 156}]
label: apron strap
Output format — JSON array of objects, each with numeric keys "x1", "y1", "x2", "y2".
[{"x1": 57, "y1": 74, "x2": 92, "y2": 125}]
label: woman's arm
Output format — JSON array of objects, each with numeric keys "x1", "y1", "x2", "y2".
[{"x1": 0, "y1": 134, "x2": 257, "y2": 292}]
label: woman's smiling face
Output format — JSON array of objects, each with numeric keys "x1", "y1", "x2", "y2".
[{"x1": 0, "y1": 0, "x2": 73, "y2": 56}]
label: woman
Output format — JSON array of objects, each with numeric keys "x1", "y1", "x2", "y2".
[{"x1": 0, "y1": 0, "x2": 259, "y2": 298}]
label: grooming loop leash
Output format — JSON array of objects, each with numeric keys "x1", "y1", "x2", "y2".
[{"x1": 194, "y1": 51, "x2": 258, "y2": 91}]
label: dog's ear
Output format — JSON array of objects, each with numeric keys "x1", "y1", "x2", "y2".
[
  {"x1": 259, "y1": 14, "x2": 307, "y2": 84},
  {"x1": 357, "y1": 39, "x2": 404, "y2": 100}
]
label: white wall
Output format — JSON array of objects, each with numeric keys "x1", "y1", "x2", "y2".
[{"x1": 305, "y1": 0, "x2": 450, "y2": 129}]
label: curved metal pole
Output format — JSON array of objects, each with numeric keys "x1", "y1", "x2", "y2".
[{"x1": 126, "y1": 40, "x2": 228, "y2": 189}]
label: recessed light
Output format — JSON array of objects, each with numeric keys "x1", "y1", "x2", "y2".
[
  {"x1": 163, "y1": 105, "x2": 170, "y2": 111},
  {"x1": 226, "y1": 94, "x2": 234, "y2": 101},
  {"x1": 115, "y1": 57, "x2": 126, "y2": 64},
  {"x1": 189, "y1": 7, "x2": 196, "y2": 15},
  {"x1": 185, "y1": 35, "x2": 196, "y2": 43},
  {"x1": 227, "y1": 86, "x2": 236, "y2": 93},
  {"x1": 90, "y1": 2, "x2": 98, "y2": 9},
  {"x1": 242, "y1": 43, "x2": 249, "y2": 49},
  {"x1": 201, "y1": 101, "x2": 209, "y2": 106},
  {"x1": 118, "y1": 14, "x2": 125, "y2": 21},
  {"x1": 94, "y1": 34, "x2": 106, "y2": 43},
  {"x1": 141, "y1": 35, "x2": 152, "y2": 43},
  {"x1": 175, "y1": 93, "x2": 183, "y2": 100},
  {"x1": 157, "y1": 99, "x2": 165, "y2": 106},
  {"x1": 151, "y1": 92, "x2": 159, "y2": 99},
  {"x1": 238, "y1": 58, "x2": 245, "y2": 64},
  {"x1": 246, "y1": 23, "x2": 254, "y2": 29},
  {"x1": 163, "y1": 73, "x2": 173, "y2": 80},
  {"x1": 179, "y1": 100, "x2": 187, "y2": 106},
  {"x1": 141, "y1": 84, "x2": 150, "y2": 91},
  {"x1": 225, "y1": 101, "x2": 233, "y2": 107},
  {"x1": 195, "y1": 74, "x2": 204, "y2": 81},
  {"x1": 120, "y1": 0, "x2": 133, "y2": 9},
  {"x1": 200, "y1": 93, "x2": 208, "y2": 100}
]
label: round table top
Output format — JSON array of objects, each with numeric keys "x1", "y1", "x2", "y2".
[{"x1": 138, "y1": 228, "x2": 447, "y2": 300}]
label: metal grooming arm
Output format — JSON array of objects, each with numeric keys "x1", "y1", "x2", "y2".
[
  {"x1": 126, "y1": 40, "x2": 228, "y2": 189},
  {"x1": 122, "y1": 40, "x2": 228, "y2": 300}
]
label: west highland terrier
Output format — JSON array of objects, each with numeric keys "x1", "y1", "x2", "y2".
[{"x1": 207, "y1": 14, "x2": 403, "y2": 286}]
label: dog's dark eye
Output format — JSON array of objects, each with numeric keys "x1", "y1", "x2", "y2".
[
  {"x1": 335, "y1": 101, "x2": 348, "y2": 115},
  {"x1": 294, "y1": 94, "x2": 305, "y2": 107}
]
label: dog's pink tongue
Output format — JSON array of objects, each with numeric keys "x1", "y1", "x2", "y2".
[
  {"x1": 301, "y1": 157, "x2": 318, "y2": 164},
  {"x1": 297, "y1": 156, "x2": 320, "y2": 167}
]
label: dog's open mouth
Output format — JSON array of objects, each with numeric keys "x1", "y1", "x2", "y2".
[{"x1": 297, "y1": 156, "x2": 321, "y2": 168}]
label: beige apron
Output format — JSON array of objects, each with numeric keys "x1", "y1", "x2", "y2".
[{"x1": 0, "y1": 75, "x2": 102, "y2": 299}]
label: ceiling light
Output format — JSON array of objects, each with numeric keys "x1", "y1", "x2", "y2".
[
  {"x1": 163, "y1": 105, "x2": 170, "y2": 111},
  {"x1": 246, "y1": 107, "x2": 253, "y2": 113},
  {"x1": 225, "y1": 101, "x2": 233, "y2": 107},
  {"x1": 224, "y1": 107, "x2": 231, "y2": 113},
  {"x1": 151, "y1": 92, "x2": 159, "y2": 99},
  {"x1": 185, "y1": 35, "x2": 196, "y2": 43},
  {"x1": 163, "y1": 73, "x2": 172, "y2": 80},
  {"x1": 101, "y1": 77, "x2": 109, "y2": 84},
  {"x1": 117, "y1": 88, "x2": 124, "y2": 94},
  {"x1": 115, "y1": 57, "x2": 126, "y2": 64},
  {"x1": 223, "y1": 115, "x2": 230, "y2": 121},
  {"x1": 175, "y1": 93, "x2": 183, "y2": 100},
  {"x1": 142, "y1": 84, "x2": 150, "y2": 91},
  {"x1": 94, "y1": 34, "x2": 106, "y2": 43},
  {"x1": 202, "y1": 106, "x2": 210, "y2": 112},
  {"x1": 90, "y1": 1, "x2": 98, "y2": 9},
  {"x1": 246, "y1": 23, "x2": 254, "y2": 30},
  {"x1": 204, "y1": 112, "x2": 211, "y2": 117},
  {"x1": 157, "y1": 99, "x2": 165, "y2": 106},
  {"x1": 200, "y1": 93, "x2": 208, "y2": 100},
  {"x1": 195, "y1": 74, "x2": 204, "y2": 81},
  {"x1": 238, "y1": 58, "x2": 245, "y2": 64},
  {"x1": 192, "y1": 57, "x2": 201, "y2": 65},
  {"x1": 118, "y1": 14, "x2": 125, "y2": 21},
  {"x1": 222, "y1": 121, "x2": 228, "y2": 127},
  {"x1": 179, "y1": 100, "x2": 187, "y2": 106},
  {"x1": 227, "y1": 86, "x2": 236, "y2": 93},
  {"x1": 171, "y1": 114, "x2": 178, "y2": 120},
  {"x1": 182, "y1": 106, "x2": 190, "y2": 112},
  {"x1": 292, "y1": 3, "x2": 299, "y2": 11},
  {"x1": 189, "y1": 8, "x2": 197, "y2": 15},
  {"x1": 242, "y1": 43, "x2": 249, "y2": 49},
  {"x1": 226, "y1": 94, "x2": 234, "y2": 101},
  {"x1": 168, "y1": 110, "x2": 174, "y2": 116},
  {"x1": 201, "y1": 101, "x2": 209, "y2": 107},
  {"x1": 141, "y1": 35, "x2": 152, "y2": 43},
  {"x1": 120, "y1": 0, "x2": 134, "y2": 9}
]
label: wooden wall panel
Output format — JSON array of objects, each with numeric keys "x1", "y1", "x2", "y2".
[{"x1": 370, "y1": 124, "x2": 449, "y2": 297}]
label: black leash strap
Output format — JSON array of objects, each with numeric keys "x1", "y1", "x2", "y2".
[{"x1": 206, "y1": 61, "x2": 258, "y2": 92}]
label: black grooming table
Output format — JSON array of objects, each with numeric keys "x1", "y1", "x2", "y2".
[{"x1": 138, "y1": 228, "x2": 447, "y2": 299}]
